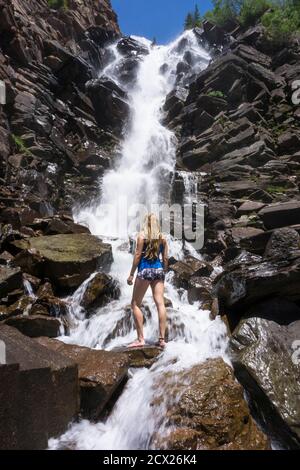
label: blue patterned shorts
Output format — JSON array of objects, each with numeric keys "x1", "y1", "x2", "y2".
[{"x1": 137, "y1": 268, "x2": 165, "y2": 282}]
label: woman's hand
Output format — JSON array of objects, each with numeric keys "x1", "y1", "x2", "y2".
[{"x1": 127, "y1": 275, "x2": 134, "y2": 286}]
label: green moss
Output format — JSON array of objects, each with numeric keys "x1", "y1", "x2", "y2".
[
  {"x1": 207, "y1": 90, "x2": 226, "y2": 99},
  {"x1": 11, "y1": 134, "x2": 34, "y2": 157},
  {"x1": 47, "y1": 0, "x2": 69, "y2": 10},
  {"x1": 266, "y1": 185, "x2": 288, "y2": 194}
]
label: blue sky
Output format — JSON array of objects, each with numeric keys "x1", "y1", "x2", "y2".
[{"x1": 111, "y1": 0, "x2": 213, "y2": 44}]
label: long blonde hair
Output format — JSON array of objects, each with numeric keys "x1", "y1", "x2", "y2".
[{"x1": 142, "y1": 213, "x2": 162, "y2": 260}]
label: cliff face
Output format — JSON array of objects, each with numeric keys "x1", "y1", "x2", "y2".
[
  {"x1": 0, "y1": 0, "x2": 120, "y2": 216},
  {"x1": 167, "y1": 23, "x2": 300, "y2": 448}
]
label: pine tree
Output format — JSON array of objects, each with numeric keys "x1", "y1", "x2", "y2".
[
  {"x1": 194, "y1": 4, "x2": 202, "y2": 27},
  {"x1": 184, "y1": 12, "x2": 194, "y2": 29}
]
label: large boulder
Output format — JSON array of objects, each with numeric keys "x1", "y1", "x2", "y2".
[
  {"x1": 0, "y1": 325, "x2": 78, "y2": 449},
  {"x1": 229, "y1": 305, "x2": 300, "y2": 449},
  {"x1": 36, "y1": 337, "x2": 129, "y2": 420},
  {"x1": 152, "y1": 358, "x2": 269, "y2": 450},
  {"x1": 12, "y1": 234, "x2": 113, "y2": 291}
]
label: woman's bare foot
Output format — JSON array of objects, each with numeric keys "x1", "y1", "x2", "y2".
[
  {"x1": 127, "y1": 339, "x2": 145, "y2": 348},
  {"x1": 157, "y1": 337, "x2": 166, "y2": 349}
]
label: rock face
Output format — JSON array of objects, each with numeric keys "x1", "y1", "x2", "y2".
[
  {"x1": 12, "y1": 234, "x2": 113, "y2": 290},
  {"x1": 230, "y1": 310, "x2": 300, "y2": 449},
  {"x1": 0, "y1": 324, "x2": 79, "y2": 449},
  {"x1": 36, "y1": 337, "x2": 129, "y2": 420},
  {"x1": 152, "y1": 358, "x2": 269, "y2": 450},
  {"x1": 0, "y1": 0, "x2": 120, "y2": 211}
]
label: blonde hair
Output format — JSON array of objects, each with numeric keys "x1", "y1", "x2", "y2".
[{"x1": 142, "y1": 213, "x2": 162, "y2": 260}]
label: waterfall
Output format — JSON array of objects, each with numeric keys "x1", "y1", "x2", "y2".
[{"x1": 49, "y1": 31, "x2": 229, "y2": 450}]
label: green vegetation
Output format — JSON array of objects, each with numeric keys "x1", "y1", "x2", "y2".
[
  {"x1": 188, "y1": 0, "x2": 300, "y2": 45},
  {"x1": 262, "y1": 2, "x2": 300, "y2": 44},
  {"x1": 207, "y1": 90, "x2": 226, "y2": 98},
  {"x1": 266, "y1": 184, "x2": 288, "y2": 194},
  {"x1": 47, "y1": 0, "x2": 68, "y2": 10},
  {"x1": 239, "y1": 0, "x2": 270, "y2": 26},
  {"x1": 11, "y1": 134, "x2": 33, "y2": 157},
  {"x1": 205, "y1": 0, "x2": 240, "y2": 27},
  {"x1": 184, "y1": 5, "x2": 203, "y2": 29}
]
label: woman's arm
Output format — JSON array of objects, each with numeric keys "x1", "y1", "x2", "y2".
[
  {"x1": 127, "y1": 235, "x2": 144, "y2": 285},
  {"x1": 162, "y1": 238, "x2": 169, "y2": 273}
]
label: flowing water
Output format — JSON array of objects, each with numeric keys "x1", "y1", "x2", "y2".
[{"x1": 49, "y1": 31, "x2": 229, "y2": 450}]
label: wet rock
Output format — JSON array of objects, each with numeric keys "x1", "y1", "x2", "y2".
[
  {"x1": 0, "y1": 295, "x2": 32, "y2": 320},
  {"x1": 5, "y1": 314, "x2": 61, "y2": 338},
  {"x1": 187, "y1": 276, "x2": 213, "y2": 308},
  {"x1": 12, "y1": 234, "x2": 113, "y2": 291},
  {"x1": 113, "y1": 345, "x2": 162, "y2": 368},
  {"x1": 215, "y1": 254, "x2": 300, "y2": 312},
  {"x1": 116, "y1": 37, "x2": 149, "y2": 56},
  {"x1": 36, "y1": 337, "x2": 129, "y2": 420},
  {"x1": 230, "y1": 310, "x2": 300, "y2": 448},
  {"x1": 37, "y1": 282, "x2": 54, "y2": 299},
  {"x1": 258, "y1": 201, "x2": 300, "y2": 230},
  {"x1": 0, "y1": 325, "x2": 78, "y2": 449},
  {"x1": 152, "y1": 358, "x2": 269, "y2": 450},
  {"x1": 170, "y1": 257, "x2": 213, "y2": 289},
  {"x1": 80, "y1": 273, "x2": 121, "y2": 313}
]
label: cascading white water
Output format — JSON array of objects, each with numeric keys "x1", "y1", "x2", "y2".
[{"x1": 49, "y1": 31, "x2": 229, "y2": 450}]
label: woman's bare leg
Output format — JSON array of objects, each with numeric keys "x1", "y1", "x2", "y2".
[
  {"x1": 151, "y1": 280, "x2": 167, "y2": 346},
  {"x1": 129, "y1": 277, "x2": 150, "y2": 347}
]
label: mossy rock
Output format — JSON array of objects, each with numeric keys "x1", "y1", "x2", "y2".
[{"x1": 12, "y1": 234, "x2": 113, "y2": 290}]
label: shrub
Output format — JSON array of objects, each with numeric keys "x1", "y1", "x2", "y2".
[
  {"x1": 184, "y1": 5, "x2": 203, "y2": 30},
  {"x1": 48, "y1": 0, "x2": 68, "y2": 10},
  {"x1": 262, "y1": 4, "x2": 300, "y2": 44},
  {"x1": 207, "y1": 90, "x2": 226, "y2": 98},
  {"x1": 239, "y1": 0, "x2": 271, "y2": 26},
  {"x1": 11, "y1": 135, "x2": 33, "y2": 156},
  {"x1": 204, "y1": 0, "x2": 240, "y2": 27}
]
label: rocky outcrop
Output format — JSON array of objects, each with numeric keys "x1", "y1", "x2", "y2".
[
  {"x1": 0, "y1": 324, "x2": 79, "y2": 449},
  {"x1": 152, "y1": 358, "x2": 269, "y2": 450},
  {"x1": 36, "y1": 337, "x2": 129, "y2": 420},
  {"x1": 0, "y1": 0, "x2": 121, "y2": 213},
  {"x1": 165, "y1": 21, "x2": 300, "y2": 451}
]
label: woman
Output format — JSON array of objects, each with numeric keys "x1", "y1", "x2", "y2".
[{"x1": 127, "y1": 213, "x2": 168, "y2": 348}]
